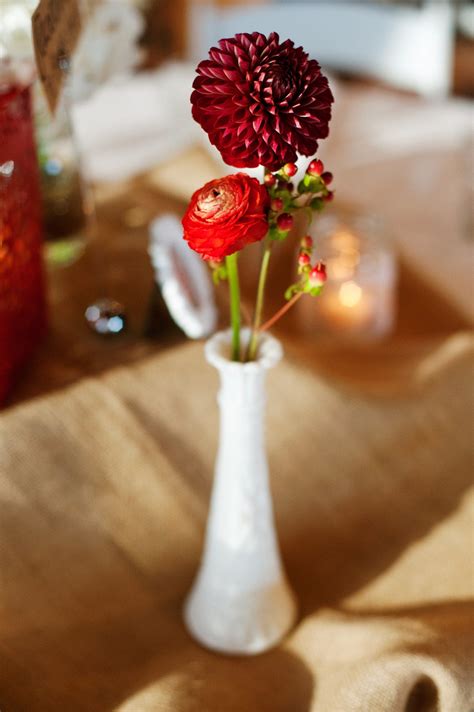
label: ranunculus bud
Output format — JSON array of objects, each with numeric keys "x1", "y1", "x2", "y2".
[
  {"x1": 271, "y1": 197, "x2": 284, "y2": 212},
  {"x1": 264, "y1": 172, "x2": 277, "y2": 187},
  {"x1": 277, "y1": 213, "x2": 294, "y2": 231},
  {"x1": 321, "y1": 171, "x2": 333, "y2": 185},
  {"x1": 300, "y1": 235, "x2": 313, "y2": 249},
  {"x1": 307, "y1": 159, "x2": 324, "y2": 176},
  {"x1": 282, "y1": 162, "x2": 298, "y2": 177},
  {"x1": 309, "y1": 261, "x2": 327, "y2": 287},
  {"x1": 182, "y1": 173, "x2": 269, "y2": 260},
  {"x1": 324, "y1": 190, "x2": 334, "y2": 202},
  {"x1": 298, "y1": 252, "x2": 310, "y2": 266}
]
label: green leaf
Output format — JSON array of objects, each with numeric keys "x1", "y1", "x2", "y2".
[
  {"x1": 303, "y1": 174, "x2": 322, "y2": 192},
  {"x1": 269, "y1": 225, "x2": 288, "y2": 242},
  {"x1": 302, "y1": 281, "x2": 323, "y2": 296},
  {"x1": 211, "y1": 265, "x2": 228, "y2": 285},
  {"x1": 310, "y1": 198, "x2": 325, "y2": 211},
  {"x1": 274, "y1": 190, "x2": 293, "y2": 208},
  {"x1": 284, "y1": 284, "x2": 300, "y2": 300}
]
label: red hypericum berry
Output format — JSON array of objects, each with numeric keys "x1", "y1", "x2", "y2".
[
  {"x1": 324, "y1": 190, "x2": 334, "y2": 202},
  {"x1": 309, "y1": 261, "x2": 327, "y2": 287},
  {"x1": 298, "y1": 252, "x2": 310, "y2": 266},
  {"x1": 321, "y1": 171, "x2": 333, "y2": 185},
  {"x1": 301, "y1": 235, "x2": 313, "y2": 249},
  {"x1": 282, "y1": 162, "x2": 298, "y2": 177},
  {"x1": 271, "y1": 197, "x2": 284, "y2": 211},
  {"x1": 277, "y1": 213, "x2": 294, "y2": 231},
  {"x1": 277, "y1": 179, "x2": 294, "y2": 192},
  {"x1": 264, "y1": 172, "x2": 277, "y2": 187},
  {"x1": 307, "y1": 159, "x2": 324, "y2": 177}
]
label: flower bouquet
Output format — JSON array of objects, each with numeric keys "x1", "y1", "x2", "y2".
[{"x1": 182, "y1": 32, "x2": 334, "y2": 654}]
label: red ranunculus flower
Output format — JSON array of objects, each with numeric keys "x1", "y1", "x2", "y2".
[
  {"x1": 182, "y1": 173, "x2": 269, "y2": 261},
  {"x1": 191, "y1": 32, "x2": 334, "y2": 171}
]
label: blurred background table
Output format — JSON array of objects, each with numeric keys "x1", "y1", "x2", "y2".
[{"x1": 7, "y1": 74, "x2": 473, "y2": 407}]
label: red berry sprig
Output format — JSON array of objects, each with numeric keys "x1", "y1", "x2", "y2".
[
  {"x1": 297, "y1": 158, "x2": 334, "y2": 205},
  {"x1": 270, "y1": 197, "x2": 284, "y2": 212},
  {"x1": 255, "y1": 159, "x2": 333, "y2": 335},
  {"x1": 307, "y1": 158, "x2": 324, "y2": 176},
  {"x1": 284, "y1": 234, "x2": 327, "y2": 300},
  {"x1": 277, "y1": 213, "x2": 294, "y2": 231},
  {"x1": 282, "y1": 162, "x2": 298, "y2": 177},
  {"x1": 264, "y1": 158, "x2": 334, "y2": 243},
  {"x1": 264, "y1": 172, "x2": 277, "y2": 187},
  {"x1": 298, "y1": 251, "x2": 310, "y2": 268},
  {"x1": 309, "y1": 262, "x2": 327, "y2": 288}
]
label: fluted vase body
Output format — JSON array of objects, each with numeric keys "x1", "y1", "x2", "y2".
[{"x1": 184, "y1": 330, "x2": 297, "y2": 655}]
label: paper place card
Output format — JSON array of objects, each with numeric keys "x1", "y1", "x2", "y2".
[{"x1": 32, "y1": 0, "x2": 83, "y2": 112}]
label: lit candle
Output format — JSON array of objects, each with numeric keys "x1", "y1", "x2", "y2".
[
  {"x1": 302, "y1": 215, "x2": 397, "y2": 342},
  {"x1": 318, "y1": 280, "x2": 376, "y2": 335}
]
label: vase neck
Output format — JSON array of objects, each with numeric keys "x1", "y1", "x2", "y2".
[{"x1": 217, "y1": 364, "x2": 267, "y2": 417}]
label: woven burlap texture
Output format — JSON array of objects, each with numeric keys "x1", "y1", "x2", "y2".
[{"x1": 0, "y1": 339, "x2": 472, "y2": 711}]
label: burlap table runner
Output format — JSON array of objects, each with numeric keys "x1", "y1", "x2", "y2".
[{"x1": 0, "y1": 338, "x2": 473, "y2": 711}]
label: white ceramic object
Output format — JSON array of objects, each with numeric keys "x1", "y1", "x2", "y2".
[
  {"x1": 149, "y1": 214, "x2": 217, "y2": 339},
  {"x1": 184, "y1": 329, "x2": 297, "y2": 655}
]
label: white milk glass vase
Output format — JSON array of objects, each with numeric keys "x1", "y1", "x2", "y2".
[{"x1": 184, "y1": 329, "x2": 297, "y2": 655}]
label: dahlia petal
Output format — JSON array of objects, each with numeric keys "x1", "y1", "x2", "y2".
[
  {"x1": 222, "y1": 68, "x2": 242, "y2": 82},
  {"x1": 252, "y1": 115, "x2": 265, "y2": 133},
  {"x1": 254, "y1": 33, "x2": 268, "y2": 49},
  {"x1": 209, "y1": 48, "x2": 232, "y2": 66},
  {"x1": 232, "y1": 95, "x2": 249, "y2": 108},
  {"x1": 237, "y1": 56, "x2": 250, "y2": 72},
  {"x1": 236, "y1": 123, "x2": 252, "y2": 138},
  {"x1": 238, "y1": 34, "x2": 253, "y2": 50},
  {"x1": 191, "y1": 32, "x2": 334, "y2": 170}
]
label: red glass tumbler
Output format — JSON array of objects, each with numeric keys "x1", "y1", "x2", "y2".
[{"x1": 0, "y1": 84, "x2": 46, "y2": 403}]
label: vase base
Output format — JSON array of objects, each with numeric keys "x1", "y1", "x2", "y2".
[{"x1": 183, "y1": 580, "x2": 298, "y2": 656}]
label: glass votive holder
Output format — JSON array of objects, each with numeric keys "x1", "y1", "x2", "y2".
[
  {"x1": 35, "y1": 79, "x2": 91, "y2": 269},
  {"x1": 301, "y1": 212, "x2": 398, "y2": 343}
]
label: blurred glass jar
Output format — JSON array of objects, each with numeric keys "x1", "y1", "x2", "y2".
[
  {"x1": 298, "y1": 212, "x2": 398, "y2": 343},
  {"x1": 35, "y1": 84, "x2": 91, "y2": 268},
  {"x1": 34, "y1": 0, "x2": 145, "y2": 269},
  {"x1": 0, "y1": 0, "x2": 90, "y2": 269},
  {"x1": 0, "y1": 72, "x2": 47, "y2": 403}
]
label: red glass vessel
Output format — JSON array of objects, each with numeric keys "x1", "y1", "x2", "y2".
[{"x1": 0, "y1": 84, "x2": 46, "y2": 403}]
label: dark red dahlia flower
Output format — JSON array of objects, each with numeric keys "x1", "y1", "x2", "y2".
[
  {"x1": 182, "y1": 173, "x2": 269, "y2": 261},
  {"x1": 191, "y1": 32, "x2": 334, "y2": 171}
]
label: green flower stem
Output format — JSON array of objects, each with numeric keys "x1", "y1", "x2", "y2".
[
  {"x1": 246, "y1": 239, "x2": 272, "y2": 361},
  {"x1": 226, "y1": 252, "x2": 241, "y2": 361}
]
